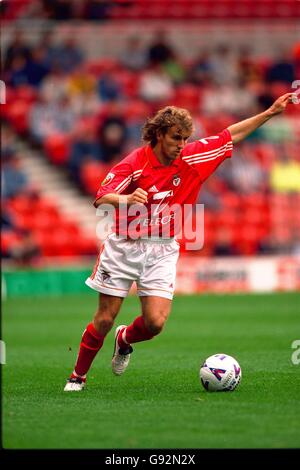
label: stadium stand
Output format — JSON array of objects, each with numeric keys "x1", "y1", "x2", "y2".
[
  {"x1": 2, "y1": 4, "x2": 300, "y2": 262},
  {"x1": 2, "y1": 1, "x2": 300, "y2": 21}
]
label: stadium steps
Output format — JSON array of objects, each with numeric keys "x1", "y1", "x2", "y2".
[{"x1": 16, "y1": 140, "x2": 97, "y2": 238}]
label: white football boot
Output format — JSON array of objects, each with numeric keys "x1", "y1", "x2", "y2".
[
  {"x1": 64, "y1": 376, "x2": 86, "y2": 391},
  {"x1": 112, "y1": 325, "x2": 133, "y2": 376}
]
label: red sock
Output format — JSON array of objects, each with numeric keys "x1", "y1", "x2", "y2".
[
  {"x1": 118, "y1": 316, "x2": 154, "y2": 349},
  {"x1": 70, "y1": 372, "x2": 86, "y2": 383},
  {"x1": 74, "y1": 322, "x2": 105, "y2": 376}
]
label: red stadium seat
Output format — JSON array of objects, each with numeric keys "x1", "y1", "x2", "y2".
[
  {"x1": 214, "y1": 212, "x2": 239, "y2": 228},
  {"x1": 31, "y1": 212, "x2": 62, "y2": 232},
  {"x1": 35, "y1": 229, "x2": 78, "y2": 257},
  {"x1": 61, "y1": 221, "x2": 81, "y2": 236},
  {"x1": 84, "y1": 58, "x2": 119, "y2": 77},
  {"x1": 80, "y1": 161, "x2": 109, "y2": 196},
  {"x1": 44, "y1": 134, "x2": 71, "y2": 165},
  {"x1": 174, "y1": 85, "x2": 201, "y2": 114},
  {"x1": 222, "y1": 193, "x2": 241, "y2": 211},
  {"x1": 1, "y1": 231, "x2": 22, "y2": 255},
  {"x1": 15, "y1": 85, "x2": 38, "y2": 104},
  {"x1": 5, "y1": 100, "x2": 32, "y2": 134},
  {"x1": 234, "y1": 224, "x2": 263, "y2": 255},
  {"x1": 123, "y1": 100, "x2": 150, "y2": 121},
  {"x1": 117, "y1": 70, "x2": 140, "y2": 98},
  {"x1": 77, "y1": 236, "x2": 98, "y2": 256}
]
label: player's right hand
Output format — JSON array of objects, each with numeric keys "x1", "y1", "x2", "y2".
[{"x1": 127, "y1": 188, "x2": 148, "y2": 205}]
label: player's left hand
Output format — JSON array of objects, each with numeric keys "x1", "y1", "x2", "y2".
[{"x1": 268, "y1": 93, "x2": 296, "y2": 116}]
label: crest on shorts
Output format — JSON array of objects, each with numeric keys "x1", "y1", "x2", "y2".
[
  {"x1": 173, "y1": 175, "x2": 181, "y2": 186},
  {"x1": 101, "y1": 172, "x2": 115, "y2": 186},
  {"x1": 100, "y1": 270, "x2": 111, "y2": 282}
]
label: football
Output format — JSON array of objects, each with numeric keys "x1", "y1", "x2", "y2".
[{"x1": 200, "y1": 353, "x2": 242, "y2": 392}]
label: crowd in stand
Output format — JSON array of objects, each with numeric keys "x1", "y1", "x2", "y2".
[{"x1": 2, "y1": 29, "x2": 300, "y2": 261}]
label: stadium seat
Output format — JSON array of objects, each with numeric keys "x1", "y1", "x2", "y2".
[
  {"x1": 174, "y1": 85, "x2": 201, "y2": 114},
  {"x1": 44, "y1": 134, "x2": 71, "y2": 165},
  {"x1": 117, "y1": 70, "x2": 140, "y2": 98},
  {"x1": 222, "y1": 193, "x2": 241, "y2": 211},
  {"x1": 1, "y1": 231, "x2": 22, "y2": 255},
  {"x1": 15, "y1": 85, "x2": 38, "y2": 104},
  {"x1": 84, "y1": 58, "x2": 120, "y2": 77},
  {"x1": 80, "y1": 161, "x2": 109, "y2": 195},
  {"x1": 124, "y1": 99, "x2": 150, "y2": 121},
  {"x1": 234, "y1": 225, "x2": 262, "y2": 255},
  {"x1": 5, "y1": 100, "x2": 32, "y2": 134},
  {"x1": 77, "y1": 236, "x2": 98, "y2": 256}
]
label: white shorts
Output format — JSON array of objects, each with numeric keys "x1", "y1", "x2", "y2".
[{"x1": 86, "y1": 233, "x2": 180, "y2": 300}]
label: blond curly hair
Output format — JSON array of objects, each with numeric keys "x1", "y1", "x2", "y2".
[{"x1": 142, "y1": 106, "x2": 194, "y2": 146}]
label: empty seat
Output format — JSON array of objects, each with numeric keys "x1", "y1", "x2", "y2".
[
  {"x1": 44, "y1": 134, "x2": 71, "y2": 165},
  {"x1": 80, "y1": 161, "x2": 109, "y2": 195}
]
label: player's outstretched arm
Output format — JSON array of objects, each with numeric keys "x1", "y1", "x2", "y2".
[
  {"x1": 227, "y1": 93, "x2": 295, "y2": 144},
  {"x1": 94, "y1": 188, "x2": 148, "y2": 208}
]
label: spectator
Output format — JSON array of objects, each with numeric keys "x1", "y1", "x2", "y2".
[
  {"x1": 22, "y1": 46, "x2": 50, "y2": 88},
  {"x1": 147, "y1": 30, "x2": 174, "y2": 66},
  {"x1": 66, "y1": 66, "x2": 101, "y2": 116},
  {"x1": 40, "y1": 68, "x2": 69, "y2": 103},
  {"x1": 8, "y1": 230, "x2": 41, "y2": 265},
  {"x1": 261, "y1": 114, "x2": 294, "y2": 143},
  {"x1": 1, "y1": 209, "x2": 40, "y2": 265},
  {"x1": 270, "y1": 144, "x2": 300, "y2": 193},
  {"x1": 202, "y1": 83, "x2": 255, "y2": 118},
  {"x1": 69, "y1": 122, "x2": 101, "y2": 183},
  {"x1": 163, "y1": 52, "x2": 186, "y2": 85},
  {"x1": 188, "y1": 50, "x2": 214, "y2": 85},
  {"x1": 30, "y1": 96, "x2": 75, "y2": 143},
  {"x1": 2, "y1": 155, "x2": 29, "y2": 199},
  {"x1": 67, "y1": 66, "x2": 96, "y2": 97},
  {"x1": 4, "y1": 31, "x2": 32, "y2": 71},
  {"x1": 7, "y1": 54, "x2": 30, "y2": 88},
  {"x1": 198, "y1": 177, "x2": 223, "y2": 212},
  {"x1": 125, "y1": 101, "x2": 149, "y2": 148},
  {"x1": 120, "y1": 36, "x2": 147, "y2": 71},
  {"x1": 84, "y1": 0, "x2": 114, "y2": 21},
  {"x1": 6, "y1": 48, "x2": 49, "y2": 89},
  {"x1": 256, "y1": 82, "x2": 276, "y2": 111},
  {"x1": 266, "y1": 50, "x2": 295, "y2": 84},
  {"x1": 37, "y1": 31, "x2": 62, "y2": 70},
  {"x1": 237, "y1": 46, "x2": 262, "y2": 84},
  {"x1": 97, "y1": 102, "x2": 128, "y2": 164},
  {"x1": 226, "y1": 144, "x2": 268, "y2": 194},
  {"x1": 258, "y1": 229, "x2": 294, "y2": 255},
  {"x1": 2, "y1": 124, "x2": 18, "y2": 158},
  {"x1": 97, "y1": 69, "x2": 122, "y2": 102},
  {"x1": 139, "y1": 63, "x2": 174, "y2": 104},
  {"x1": 210, "y1": 44, "x2": 240, "y2": 86},
  {"x1": 70, "y1": 87, "x2": 102, "y2": 118},
  {"x1": 41, "y1": 0, "x2": 73, "y2": 20},
  {"x1": 48, "y1": 37, "x2": 84, "y2": 73}
]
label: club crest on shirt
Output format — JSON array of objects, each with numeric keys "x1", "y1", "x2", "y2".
[
  {"x1": 101, "y1": 172, "x2": 115, "y2": 186},
  {"x1": 173, "y1": 175, "x2": 181, "y2": 186}
]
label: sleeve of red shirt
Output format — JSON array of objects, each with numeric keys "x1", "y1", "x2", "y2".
[
  {"x1": 94, "y1": 158, "x2": 133, "y2": 202},
  {"x1": 181, "y1": 129, "x2": 233, "y2": 183}
]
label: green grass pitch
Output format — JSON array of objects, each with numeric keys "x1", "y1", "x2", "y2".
[{"x1": 2, "y1": 292, "x2": 300, "y2": 449}]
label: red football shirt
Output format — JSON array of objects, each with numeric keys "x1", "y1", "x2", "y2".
[{"x1": 95, "y1": 129, "x2": 233, "y2": 238}]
